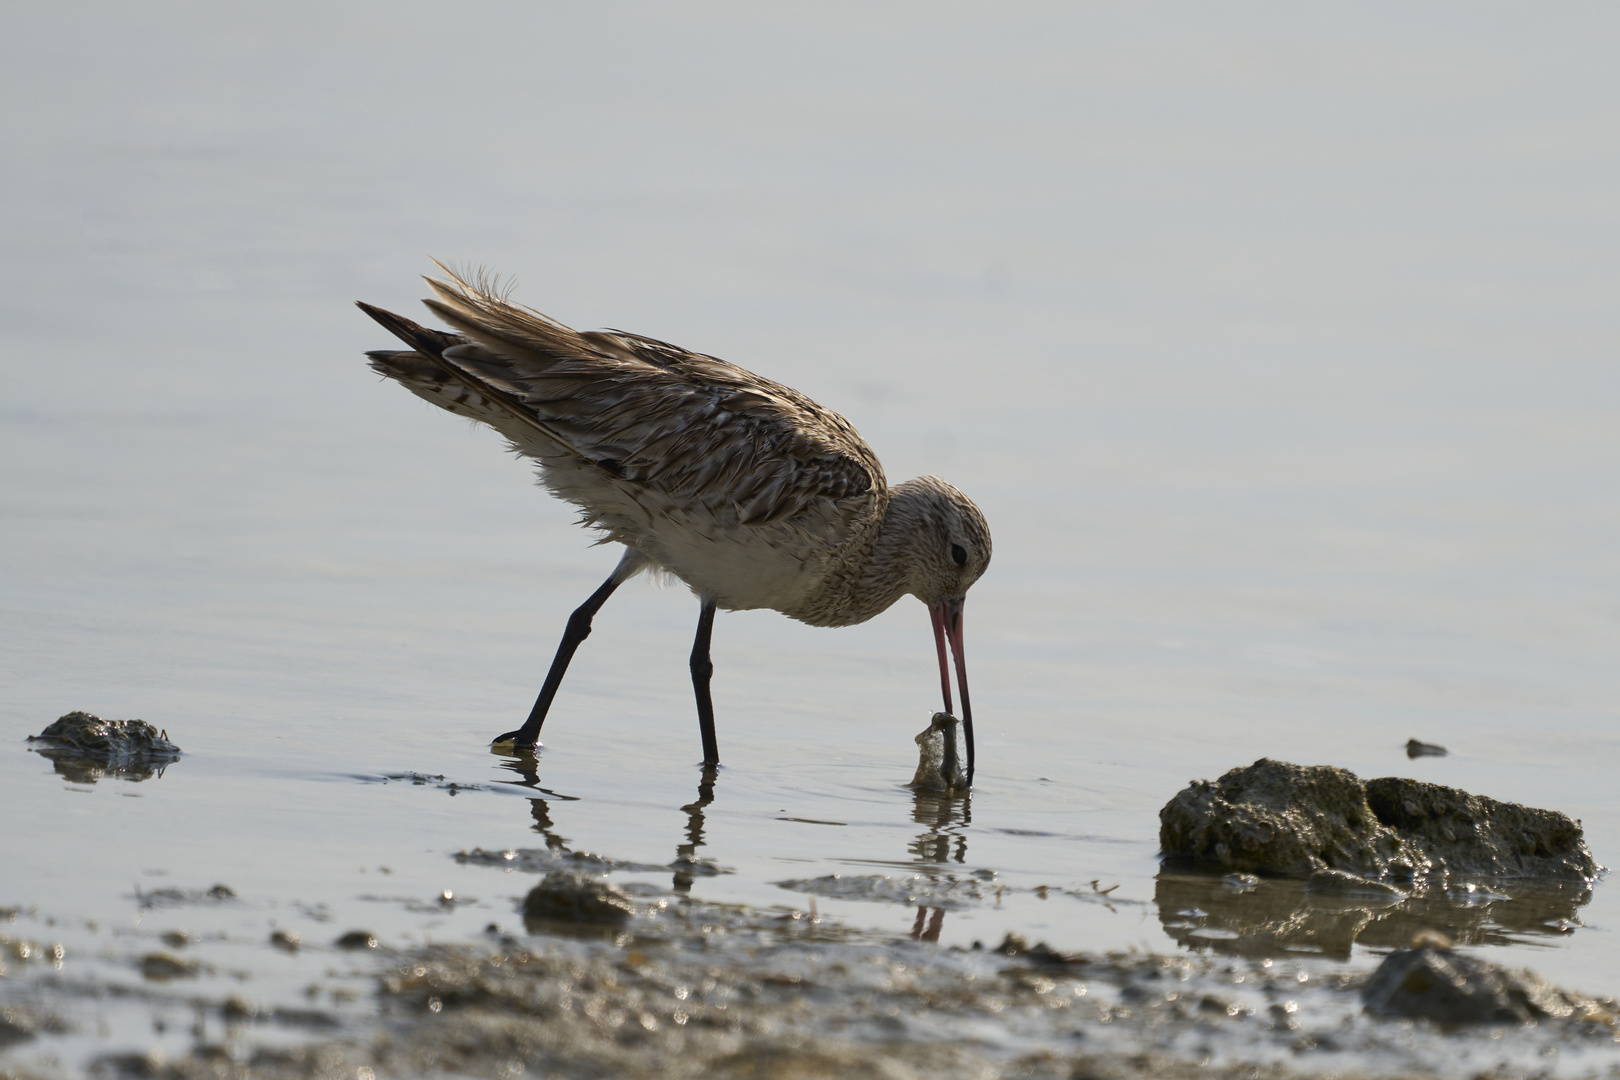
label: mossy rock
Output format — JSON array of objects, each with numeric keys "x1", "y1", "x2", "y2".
[{"x1": 1160, "y1": 759, "x2": 1595, "y2": 886}]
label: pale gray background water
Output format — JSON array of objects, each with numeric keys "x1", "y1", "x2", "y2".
[{"x1": 3, "y1": 0, "x2": 1619, "y2": 1063}]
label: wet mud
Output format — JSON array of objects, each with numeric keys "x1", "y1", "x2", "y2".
[
  {"x1": 3, "y1": 754, "x2": 1614, "y2": 1078},
  {"x1": 4, "y1": 883, "x2": 1619, "y2": 1080}
]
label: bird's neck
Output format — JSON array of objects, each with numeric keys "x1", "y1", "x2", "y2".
[{"x1": 789, "y1": 481, "x2": 936, "y2": 628}]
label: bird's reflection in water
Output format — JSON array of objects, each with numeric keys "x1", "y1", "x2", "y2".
[
  {"x1": 492, "y1": 750, "x2": 722, "y2": 891},
  {"x1": 673, "y1": 766, "x2": 718, "y2": 893},
  {"x1": 908, "y1": 789, "x2": 971, "y2": 941},
  {"x1": 493, "y1": 749, "x2": 579, "y2": 852}
]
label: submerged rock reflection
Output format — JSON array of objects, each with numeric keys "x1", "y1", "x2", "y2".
[{"x1": 1154, "y1": 870, "x2": 1593, "y2": 961}]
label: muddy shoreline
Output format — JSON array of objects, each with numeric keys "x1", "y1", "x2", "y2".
[{"x1": 4, "y1": 855, "x2": 1618, "y2": 1080}]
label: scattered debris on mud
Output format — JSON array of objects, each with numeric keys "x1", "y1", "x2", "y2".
[
  {"x1": 131, "y1": 885, "x2": 237, "y2": 911},
  {"x1": 909, "y1": 711, "x2": 968, "y2": 794},
  {"x1": 1159, "y1": 758, "x2": 1598, "y2": 885},
  {"x1": 26, "y1": 712, "x2": 180, "y2": 783},
  {"x1": 5, "y1": 844, "x2": 1620, "y2": 1080},
  {"x1": 456, "y1": 845, "x2": 730, "y2": 880},
  {"x1": 775, "y1": 870, "x2": 996, "y2": 910},
  {"x1": 359, "y1": 772, "x2": 484, "y2": 795},
  {"x1": 7, "y1": 894, "x2": 1619, "y2": 1080}
]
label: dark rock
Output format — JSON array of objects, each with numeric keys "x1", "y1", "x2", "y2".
[
  {"x1": 221, "y1": 996, "x2": 259, "y2": 1022},
  {"x1": 1361, "y1": 775, "x2": 1594, "y2": 880},
  {"x1": 1405, "y1": 739, "x2": 1447, "y2": 759},
  {"x1": 335, "y1": 930, "x2": 378, "y2": 950},
  {"x1": 521, "y1": 872, "x2": 635, "y2": 927},
  {"x1": 28, "y1": 711, "x2": 180, "y2": 783},
  {"x1": 140, "y1": 952, "x2": 199, "y2": 980},
  {"x1": 269, "y1": 930, "x2": 300, "y2": 952},
  {"x1": 90, "y1": 1050, "x2": 165, "y2": 1078},
  {"x1": 1159, "y1": 759, "x2": 1595, "y2": 886},
  {"x1": 0, "y1": 1006, "x2": 36, "y2": 1047},
  {"x1": 30, "y1": 711, "x2": 179, "y2": 760},
  {"x1": 1361, "y1": 944, "x2": 1611, "y2": 1026}
]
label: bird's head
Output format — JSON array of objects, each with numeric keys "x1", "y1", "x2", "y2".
[
  {"x1": 890, "y1": 475, "x2": 993, "y2": 608},
  {"x1": 886, "y1": 476, "x2": 991, "y2": 787}
]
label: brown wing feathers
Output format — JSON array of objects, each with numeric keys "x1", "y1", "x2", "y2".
[{"x1": 359, "y1": 269, "x2": 882, "y2": 526}]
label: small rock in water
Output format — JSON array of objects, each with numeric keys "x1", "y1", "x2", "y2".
[
  {"x1": 28, "y1": 711, "x2": 180, "y2": 783},
  {"x1": 522, "y1": 872, "x2": 635, "y2": 926},
  {"x1": 910, "y1": 712, "x2": 967, "y2": 794},
  {"x1": 1405, "y1": 739, "x2": 1447, "y2": 759},
  {"x1": 1361, "y1": 938, "x2": 1612, "y2": 1026}
]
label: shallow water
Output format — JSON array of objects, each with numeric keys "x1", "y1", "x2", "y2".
[{"x1": 3, "y1": 3, "x2": 1620, "y2": 1075}]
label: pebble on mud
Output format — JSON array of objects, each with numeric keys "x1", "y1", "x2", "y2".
[
  {"x1": 1405, "y1": 739, "x2": 1447, "y2": 759},
  {"x1": 140, "y1": 952, "x2": 199, "y2": 981},
  {"x1": 521, "y1": 872, "x2": 635, "y2": 927},
  {"x1": 910, "y1": 712, "x2": 967, "y2": 794},
  {"x1": 1159, "y1": 758, "x2": 1597, "y2": 886},
  {"x1": 1361, "y1": 937, "x2": 1617, "y2": 1027},
  {"x1": 270, "y1": 930, "x2": 301, "y2": 952},
  {"x1": 335, "y1": 931, "x2": 379, "y2": 950}
]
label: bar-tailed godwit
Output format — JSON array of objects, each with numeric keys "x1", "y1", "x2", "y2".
[{"x1": 359, "y1": 268, "x2": 992, "y2": 782}]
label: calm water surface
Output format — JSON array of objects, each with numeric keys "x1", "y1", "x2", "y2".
[{"x1": 3, "y1": 2, "x2": 1619, "y2": 1069}]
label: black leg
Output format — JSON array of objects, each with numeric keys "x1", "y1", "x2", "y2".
[
  {"x1": 493, "y1": 552, "x2": 641, "y2": 748},
  {"x1": 689, "y1": 597, "x2": 720, "y2": 765}
]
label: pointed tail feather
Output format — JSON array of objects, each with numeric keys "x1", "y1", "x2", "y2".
[
  {"x1": 357, "y1": 297, "x2": 579, "y2": 456},
  {"x1": 355, "y1": 301, "x2": 462, "y2": 358}
]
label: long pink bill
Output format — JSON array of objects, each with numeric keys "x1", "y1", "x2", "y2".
[
  {"x1": 928, "y1": 597, "x2": 974, "y2": 787},
  {"x1": 929, "y1": 602, "x2": 954, "y2": 716}
]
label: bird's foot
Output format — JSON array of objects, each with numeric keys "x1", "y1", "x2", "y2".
[{"x1": 491, "y1": 730, "x2": 542, "y2": 751}]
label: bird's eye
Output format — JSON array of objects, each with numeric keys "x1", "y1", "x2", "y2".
[{"x1": 950, "y1": 543, "x2": 968, "y2": 567}]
